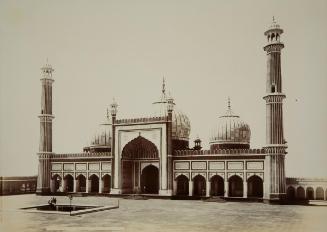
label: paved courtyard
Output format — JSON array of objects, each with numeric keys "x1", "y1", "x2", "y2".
[{"x1": 0, "y1": 195, "x2": 326, "y2": 232}]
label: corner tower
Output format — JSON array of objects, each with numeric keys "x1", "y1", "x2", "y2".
[
  {"x1": 263, "y1": 18, "x2": 287, "y2": 203},
  {"x1": 36, "y1": 61, "x2": 54, "y2": 194}
]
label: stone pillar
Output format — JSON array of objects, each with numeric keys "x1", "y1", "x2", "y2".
[
  {"x1": 73, "y1": 178, "x2": 77, "y2": 193},
  {"x1": 88, "y1": 180, "x2": 92, "y2": 193},
  {"x1": 86, "y1": 178, "x2": 89, "y2": 193},
  {"x1": 189, "y1": 179, "x2": 193, "y2": 196},
  {"x1": 243, "y1": 179, "x2": 248, "y2": 198},
  {"x1": 206, "y1": 180, "x2": 210, "y2": 197},
  {"x1": 50, "y1": 178, "x2": 55, "y2": 193},
  {"x1": 110, "y1": 99, "x2": 120, "y2": 194},
  {"x1": 224, "y1": 180, "x2": 229, "y2": 197},
  {"x1": 173, "y1": 179, "x2": 177, "y2": 195},
  {"x1": 99, "y1": 178, "x2": 103, "y2": 193},
  {"x1": 167, "y1": 96, "x2": 174, "y2": 195}
]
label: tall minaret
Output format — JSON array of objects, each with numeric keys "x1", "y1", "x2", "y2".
[
  {"x1": 36, "y1": 61, "x2": 55, "y2": 194},
  {"x1": 263, "y1": 18, "x2": 287, "y2": 203}
]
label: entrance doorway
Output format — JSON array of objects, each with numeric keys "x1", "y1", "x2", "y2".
[
  {"x1": 64, "y1": 175, "x2": 74, "y2": 192},
  {"x1": 102, "y1": 174, "x2": 111, "y2": 193},
  {"x1": 76, "y1": 174, "x2": 86, "y2": 192},
  {"x1": 229, "y1": 175, "x2": 243, "y2": 197},
  {"x1": 89, "y1": 174, "x2": 99, "y2": 193},
  {"x1": 210, "y1": 175, "x2": 224, "y2": 196},
  {"x1": 247, "y1": 176, "x2": 263, "y2": 198},
  {"x1": 141, "y1": 165, "x2": 159, "y2": 194},
  {"x1": 176, "y1": 175, "x2": 189, "y2": 196},
  {"x1": 193, "y1": 175, "x2": 206, "y2": 196},
  {"x1": 121, "y1": 136, "x2": 159, "y2": 194}
]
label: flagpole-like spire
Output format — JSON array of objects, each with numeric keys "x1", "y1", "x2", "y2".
[
  {"x1": 162, "y1": 76, "x2": 166, "y2": 95},
  {"x1": 228, "y1": 97, "x2": 231, "y2": 110}
]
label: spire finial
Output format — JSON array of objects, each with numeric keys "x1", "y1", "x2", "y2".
[
  {"x1": 162, "y1": 76, "x2": 166, "y2": 95},
  {"x1": 273, "y1": 16, "x2": 275, "y2": 22},
  {"x1": 106, "y1": 108, "x2": 110, "y2": 120},
  {"x1": 228, "y1": 97, "x2": 231, "y2": 110}
]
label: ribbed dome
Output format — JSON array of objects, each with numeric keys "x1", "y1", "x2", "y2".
[
  {"x1": 152, "y1": 79, "x2": 191, "y2": 141},
  {"x1": 84, "y1": 114, "x2": 112, "y2": 152},
  {"x1": 90, "y1": 121, "x2": 111, "y2": 147},
  {"x1": 210, "y1": 100, "x2": 251, "y2": 150}
]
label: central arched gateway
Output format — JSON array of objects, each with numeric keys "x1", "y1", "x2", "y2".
[
  {"x1": 121, "y1": 136, "x2": 159, "y2": 194},
  {"x1": 141, "y1": 165, "x2": 159, "y2": 194}
]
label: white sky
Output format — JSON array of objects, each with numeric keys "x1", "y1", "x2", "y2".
[{"x1": 0, "y1": 0, "x2": 326, "y2": 178}]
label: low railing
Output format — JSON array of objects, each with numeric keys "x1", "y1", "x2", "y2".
[
  {"x1": 174, "y1": 148, "x2": 265, "y2": 156},
  {"x1": 115, "y1": 116, "x2": 167, "y2": 125},
  {"x1": 52, "y1": 152, "x2": 111, "y2": 158}
]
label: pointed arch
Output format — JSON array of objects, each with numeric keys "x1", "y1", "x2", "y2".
[
  {"x1": 63, "y1": 174, "x2": 74, "y2": 192},
  {"x1": 316, "y1": 187, "x2": 324, "y2": 200},
  {"x1": 229, "y1": 175, "x2": 243, "y2": 197},
  {"x1": 210, "y1": 175, "x2": 224, "y2": 196},
  {"x1": 297, "y1": 186, "x2": 305, "y2": 200},
  {"x1": 89, "y1": 174, "x2": 99, "y2": 193},
  {"x1": 76, "y1": 174, "x2": 86, "y2": 192},
  {"x1": 122, "y1": 136, "x2": 159, "y2": 159},
  {"x1": 176, "y1": 175, "x2": 189, "y2": 196},
  {"x1": 102, "y1": 174, "x2": 111, "y2": 193},
  {"x1": 193, "y1": 175, "x2": 206, "y2": 196},
  {"x1": 306, "y1": 187, "x2": 314, "y2": 200},
  {"x1": 287, "y1": 186, "x2": 295, "y2": 200},
  {"x1": 247, "y1": 175, "x2": 263, "y2": 198}
]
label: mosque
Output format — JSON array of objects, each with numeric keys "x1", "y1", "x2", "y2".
[{"x1": 36, "y1": 19, "x2": 327, "y2": 203}]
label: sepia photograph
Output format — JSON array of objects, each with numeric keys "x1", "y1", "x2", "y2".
[{"x1": 1, "y1": 0, "x2": 327, "y2": 231}]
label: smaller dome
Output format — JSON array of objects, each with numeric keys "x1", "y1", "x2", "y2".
[
  {"x1": 210, "y1": 99, "x2": 251, "y2": 150},
  {"x1": 152, "y1": 78, "x2": 191, "y2": 141},
  {"x1": 90, "y1": 122, "x2": 111, "y2": 147},
  {"x1": 84, "y1": 113, "x2": 112, "y2": 152}
]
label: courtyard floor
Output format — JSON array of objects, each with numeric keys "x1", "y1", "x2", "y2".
[{"x1": 0, "y1": 194, "x2": 326, "y2": 232}]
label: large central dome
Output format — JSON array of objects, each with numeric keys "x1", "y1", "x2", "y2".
[
  {"x1": 210, "y1": 99, "x2": 251, "y2": 150},
  {"x1": 152, "y1": 79, "x2": 191, "y2": 142}
]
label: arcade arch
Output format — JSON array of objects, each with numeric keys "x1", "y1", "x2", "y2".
[
  {"x1": 176, "y1": 175, "x2": 189, "y2": 196},
  {"x1": 247, "y1": 175, "x2": 263, "y2": 198},
  {"x1": 229, "y1": 175, "x2": 243, "y2": 197},
  {"x1": 210, "y1": 175, "x2": 224, "y2": 196}
]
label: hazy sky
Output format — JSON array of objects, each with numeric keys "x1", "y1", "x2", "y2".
[{"x1": 0, "y1": 0, "x2": 326, "y2": 178}]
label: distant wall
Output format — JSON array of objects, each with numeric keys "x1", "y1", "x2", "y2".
[{"x1": 0, "y1": 176, "x2": 37, "y2": 195}]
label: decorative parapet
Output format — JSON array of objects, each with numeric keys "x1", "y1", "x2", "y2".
[
  {"x1": 51, "y1": 152, "x2": 111, "y2": 159},
  {"x1": 115, "y1": 116, "x2": 168, "y2": 125},
  {"x1": 174, "y1": 148, "x2": 265, "y2": 156},
  {"x1": 286, "y1": 177, "x2": 327, "y2": 184}
]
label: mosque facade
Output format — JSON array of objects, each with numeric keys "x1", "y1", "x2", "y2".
[{"x1": 36, "y1": 20, "x2": 327, "y2": 203}]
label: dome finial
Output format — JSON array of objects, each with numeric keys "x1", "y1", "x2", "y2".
[
  {"x1": 106, "y1": 108, "x2": 110, "y2": 120},
  {"x1": 272, "y1": 16, "x2": 275, "y2": 23},
  {"x1": 228, "y1": 97, "x2": 231, "y2": 110},
  {"x1": 162, "y1": 76, "x2": 166, "y2": 95}
]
